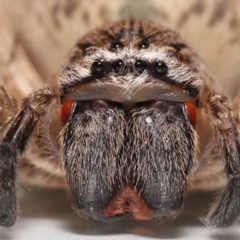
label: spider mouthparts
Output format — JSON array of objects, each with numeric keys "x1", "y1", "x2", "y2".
[
  {"x1": 102, "y1": 186, "x2": 152, "y2": 220},
  {"x1": 75, "y1": 185, "x2": 152, "y2": 222}
]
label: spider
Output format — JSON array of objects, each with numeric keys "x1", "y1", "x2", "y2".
[{"x1": 0, "y1": 19, "x2": 239, "y2": 228}]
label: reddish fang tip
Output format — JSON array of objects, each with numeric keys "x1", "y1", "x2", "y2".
[
  {"x1": 185, "y1": 101, "x2": 196, "y2": 127},
  {"x1": 62, "y1": 99, "x2": 73, "y2": 124},
  {"x1": 102, "y1": 186, "x2": 152, "y2": 220}
]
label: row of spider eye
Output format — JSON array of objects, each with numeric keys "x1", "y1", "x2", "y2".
[{"x1": 91, "y1": 59, "x2": 168, "y2": 76}]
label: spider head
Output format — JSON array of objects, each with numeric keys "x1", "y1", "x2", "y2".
[{"x1": 59, "y1": 20, "x2": 212, "y2": 222}]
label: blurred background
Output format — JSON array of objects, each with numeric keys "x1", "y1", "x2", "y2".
[{"x1": 0, "y1": 0, "x2": 240, "y2": 99}]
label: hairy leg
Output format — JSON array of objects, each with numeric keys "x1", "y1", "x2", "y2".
[
  {"x1": 203, "y1": 94, "x2": 240, "y2": 227},
  {"x1": 0, "y1": 87, "x2": 58, "y2": 226}
]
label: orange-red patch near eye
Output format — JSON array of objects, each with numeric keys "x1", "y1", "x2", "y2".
[
  {"x1": 185, "y1": 101, "x2": 196, "y2": 127},
  {"x1": 62, "y1": 99, "x2": 73, "y2": 124}
]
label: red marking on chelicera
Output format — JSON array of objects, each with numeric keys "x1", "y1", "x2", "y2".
[
  {"x1": 102, "y1": 186, "x2": 152, "y2": 220},
  {"x1": 185, "y1": 101, "x2": 196, "y2": 127},
  {"x1": 62, "y1": 99, "x2": 73, "y2": 124}
]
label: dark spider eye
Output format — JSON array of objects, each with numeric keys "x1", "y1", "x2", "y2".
[
  {"x1": 112, "y1": 59, "x2": 124, "y2": 73},
  {"x1": 91, "y1": 60, "x2": 106, "y2": 76},
  {"x1": 153, "y1": 61, "x2": 168, "y2": 75},
  {"x1": 139, "y1": 38, "x2": 149, "y2": 49},
  {"x1": 111, "y1": 42, "x2": 123, "y2": 50},
  {"x1": 134, "y1": 60, "x2": 147, "y2": 74}
]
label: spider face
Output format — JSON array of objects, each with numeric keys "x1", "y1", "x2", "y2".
[
  {"x1": 59, "y1": 20, "x2": 201, "y2": 222},
  {"x1": 0, "y1": 19, "x2": 239, "y2": 228}
]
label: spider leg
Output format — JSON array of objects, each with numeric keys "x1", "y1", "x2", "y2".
[
  {"x1": 202, "y1": 94, "x2": 240, "y2": 227},
  {"x1": 0, "y1": 88, "x2": 58, "y2": 227}
]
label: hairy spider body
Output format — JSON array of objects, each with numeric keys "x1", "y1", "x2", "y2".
[{"x1": 0, "y1": 20, "x2": 239, "y2": 228}]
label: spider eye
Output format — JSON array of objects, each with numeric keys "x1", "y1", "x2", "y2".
[
  {"x1": 185, "y1": 101, "x2": 196, "y2": 127},
  {"x1": 152, "y1": 61, "x2": 168, "y2": 76},
  {"x1": 139, "y1": 39, "x2": 149, "y2": 49},
  {"x1": 112, "y1": 59, "x2": 124, "y2": 73},
  {"x1": 62, "y1": 99, "x2": 73, "y2": 124},
  {"x1": 111, "y1": 41, "x2": 124, "y2": 50},
  {"x1": 134, "y1": 60, "x2": 147, "y2": 74},
  {"x1": 91, "y1": 60, "x2": 106, "y2": 76}
]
